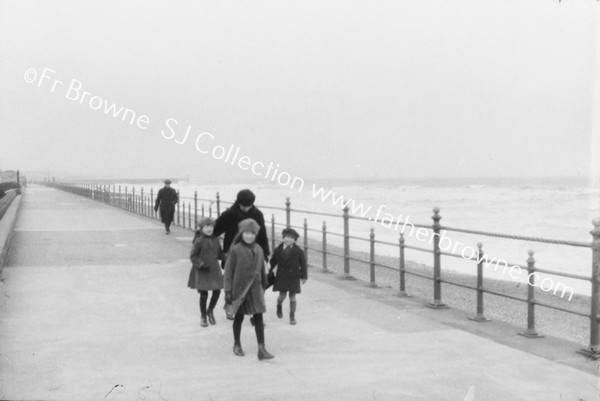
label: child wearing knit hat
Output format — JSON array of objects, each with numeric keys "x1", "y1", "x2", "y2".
[
  {"x1": 223, "y1": 218, "x2": 274, "y2": 360},
  {"x1": 188, "y1": 217, "x2": 224, "y2": 327}
]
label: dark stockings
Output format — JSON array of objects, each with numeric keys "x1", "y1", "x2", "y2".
[
  {"x1": 199, "y1": 290, "x2": 221, "y2": 316},
  {"x1": 233, "y1": 313, "x2": 264, "y2": 344}
]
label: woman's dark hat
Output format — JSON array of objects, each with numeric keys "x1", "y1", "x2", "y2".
[
  {"x1": 164, "y1": 179, "x2": 172, "y2": 184},
  {"x1": 236, "y1": 189, "x2": 255, "y2": 207},
  {"x1": 282, "y1": 228, "x2": 299, "y2": 240}
]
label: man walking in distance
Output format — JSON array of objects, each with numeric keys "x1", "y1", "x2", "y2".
[{"x1": 154, "y1": 179, "x2": 179, "y2": 234}]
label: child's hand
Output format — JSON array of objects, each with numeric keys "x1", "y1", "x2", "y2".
[
  {"x1": 301, "y1": 279, "x2": 307, "y2": 285},
  {"x1": 225, "y1": 291, "x2": 232, "y2": 304}
]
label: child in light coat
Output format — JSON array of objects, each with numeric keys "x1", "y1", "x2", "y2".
[{"x1": 224, "y1": 218, "x2": 274, "y2": 360}]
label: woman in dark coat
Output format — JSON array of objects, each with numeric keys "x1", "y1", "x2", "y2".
[
  {"x1": 188, "y1": 217, "x2": 224, "y2": 327},
  {"x1": 154, "y1": 180, "x2": 179, "y2": 234},
  {"x1": 224, "y1": 218, "x2": 274, "y2": 360},
  {"x1": 214, "y1": 189, "x2": 270, "y2": 260},
  {"x1": 270, "y1": 228, "x2": 307, "y2": 325}
]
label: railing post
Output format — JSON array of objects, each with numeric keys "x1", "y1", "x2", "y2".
[
  {"x1": 285, "y1": 197, "x2": 291, "y2": 228},
  {"x1": 201, "y1": 204, "x2": 205, "y2": 218},
  {"x1": 112, "y1": 185, "x2": 115, "y2": 206},
  {"x1": 271, "y1": 214, "x2": 276, "y2": 252},
  {"x1": 181, "y1": 202, "x2": 185, "y2": 228},
  {"x1": 369, "y1": 228, "x2": 376, "y2": 288},
  {"x1": 427, "y1": 207, "x2": 448, "y2": 309},
  {"x1": 209, "y1": 203, "x2": 212, "y2": 218},
  {"x1": 176, "y1": 190, "x2": 180, "y2": 226},
  {"x1": 132, "y1": 187, "x2": 136, "y2": 213},
  {"x1": 150, "y1": 188, "x2": 154, "y2": 218},
  {"x1": 184, "y1": 202, "x2": 188, "y2": 228},
  {"x1": 579, "y1": 218, "x2": 600, "y2": 359},
  {"x1": 342, "y1": 206, "x2": 352, "y2": 279},
  {"x1": 141, "y1": 188, "x2": 144, "y2": 215},
  {"x1": 322, "y1": 221, "x2": 329, "y2": 273},
  {"x1": 519, "y1": 250, "x2": 543, "y2": 338},
  {"x1": 119, "y1": 186, "x2": 122, "y2": 209},
  {"x1": 125, "y1": 187, "x2": 128, "y2": 210},
  {"x1": 470, "y1": 242, "x2": 491, "y2": 322},
  {"x1": 194, "y1": 191, "x2": 198, "y2": 228},
  {"x1": 188, "y1": 202, "x2": 192, "y2": 229},
  {"x1": 216, "y1": 192, "x2": 221, "y2": 216},
  {"x1": 398, "y1": 233, "x2": 409, "y2": 297},
  {"x1": 303, "y1": 219, "x2": 308, "y2": 259}
]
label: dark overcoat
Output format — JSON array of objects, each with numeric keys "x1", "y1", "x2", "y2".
[
  {"x1": 270, "y1": 243, "x2": 307, "y2": 293},
  {"x1": 224, "y1": 239, "x2": 267, "y2": 315},
  {"x1": 154, "y1": 186, "x2": 179, "y2": 224},
  {"x1": 187, "y1": 234, "x2": 224, "y2": 291},
  {"x1": 214, "y1": 202, "x2": 270, "y2": 258}
]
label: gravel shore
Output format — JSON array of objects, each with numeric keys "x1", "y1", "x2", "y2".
[{"x1": 299, "y1": 237, "x2": 591, "y2": 347}]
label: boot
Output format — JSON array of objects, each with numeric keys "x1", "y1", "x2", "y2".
[
  {"x1": 207, "y1": 310, "x2": 216, "y2": 325},
  {"x1": 289, "y1": 301, "x2": 297, "y2": 325},
  {"x1": 257, "y1": 343, "x2": 274, "y2": 360},
  {"x1": 233, "y1": 342, "x2": 245, "y2": 357},
  {"x1": 200, "y1": 315, "x2": 208, "y2": 327},
  {"x1": 276, "y1": 303, "x2": 283, "y2": 319}
]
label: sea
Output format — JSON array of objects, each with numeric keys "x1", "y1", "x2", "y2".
[{"x1": 121, "y1": 176, "x2": 600, "y2": 296}]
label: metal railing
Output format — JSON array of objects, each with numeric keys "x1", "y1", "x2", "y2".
[{"x1": 46, "y1": 182, "x2": 600, "y2": 360}]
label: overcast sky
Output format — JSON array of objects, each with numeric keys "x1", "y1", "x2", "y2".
[{"x1": 1, "y1": 0, "x2": 598, "y2": 182}]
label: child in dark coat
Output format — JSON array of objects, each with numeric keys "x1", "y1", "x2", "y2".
[
  {"x1": 224, "y1": 218, "x2": 274, "y2": 360},
  {"x1": 270, "y1": 228, "x2": 307, "y2": 325},
  {"x1": 188, "y1": 217, "x2": 224, "y2": 327}
]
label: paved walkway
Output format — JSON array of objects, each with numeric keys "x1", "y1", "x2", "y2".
[{"x1": 0, "y1": 185, "x2": 598, "y2": 401}]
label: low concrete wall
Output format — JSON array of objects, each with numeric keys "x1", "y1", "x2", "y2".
[
  {"x1": 0, "y1": 189, "x2": 18, "y2": 220},
  {"x1": 0, "y1": 193, "x2": 22, "y2": 271}
]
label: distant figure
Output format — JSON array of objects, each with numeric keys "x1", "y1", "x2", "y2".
[
  {"x1": 188, "y1": 217, "x2": 224, "y2": 327},
  {"x1": 214, "y1": 189, "x2": 270, "y2": 261},
  {"x1": 154, "y1": 179, "x2": 179, "y2": 234},
  {"x1": 224, "y1": 218, "x2": 274, "y2": 360},
  {"x1": 269, "y1": 228, "x2": 307, "y2": 325}
]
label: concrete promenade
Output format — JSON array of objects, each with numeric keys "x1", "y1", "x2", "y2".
[{"x1": 0, "y1": 185, "x2": 598, "y2": 401}]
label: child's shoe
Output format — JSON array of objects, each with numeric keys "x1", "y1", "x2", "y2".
[
  {"x1": 276, "y1": 304, "x2": 283, "y2": 319},
  {"x1": 200, "y1": 315, "x2": 208, "y2": 327},
  {"x1": 207, "y1": 310, "x2": 216, "y2": 325},
  {"x1": 233, "y1": 342, "x2": 245, "y2": 357},
  {"x1": 257, "y1": 343, "x2": 274, "y2": 360}
]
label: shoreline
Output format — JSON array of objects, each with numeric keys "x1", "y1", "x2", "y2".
[{"x1": 300, "y1": 236, "x2": 591, "y2": 347}]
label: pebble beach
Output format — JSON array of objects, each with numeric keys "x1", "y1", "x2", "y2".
[{"x1": 300, "y1": 237, "x2": 591, "y2": 347}]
